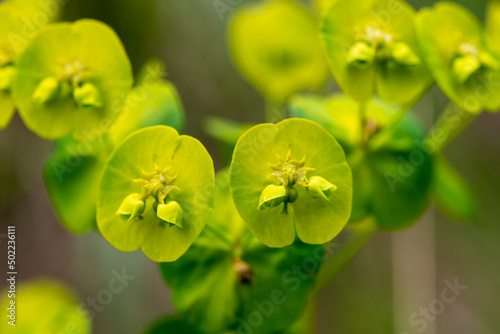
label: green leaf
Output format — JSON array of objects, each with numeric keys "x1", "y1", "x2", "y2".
[
  {"x1": 229, "y1": 0, "x2": 328, "y2": 104},
  {"x1": 203, "y1": 116, "x2": 253, "y2": 146},
  {"x1": 12, "y1": 19, "x2": 133, "y2": 140},
  {"x1": 160, "y1": 170, "x2": 321, "y2": 334},
  {"x1": 416, "y1": 2, "x2": 500, "y2": 113},
  {"x1": 143, "y1": 317, "x2": 203, "y2": 334},
  {"x1": 289, "y1": 94, "x2": 434, "y2": 229},
  {"x1": 97, "y1": 126, "x2": 215, "y2": 262},
  {"x1": 433, "y1": 157, "x2": 478, "y2": 221},
  {"x1": 321, "y1": 0, "x2": 432, "y2": 105},
  {"x1": 43, "y1": 137, "x2": 107, "y2": 234},
  {"x1": 230, "y1": 118, "x2": 352, "y2": 247},
  {"x1": 0, "y1": 279, "x2": 91, "y2": 334},
  {"x1": 109, "y1": 59, "x2": 185, "y2": 144}
]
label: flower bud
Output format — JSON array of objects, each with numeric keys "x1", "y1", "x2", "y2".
[
  {"x1": 73, "y1": 82, "x2": 103, "y2": 108},
  {"x1": 116, "y1": 193, "x2": 145, "y2": 222},
  {"x1": 32, "y1": 77, "x2": 60, "y2": 104},
  {"x1": 391, "y1": 42, "x2": 421, "y2": 66},
  {"x1": 258, "y1": 184, "x2": 287, "y2": 210},
  {"x1": 346, "y1": 42, "x2": 375, "y2": 69},
  {"x1": 0, "y1": 66, "x2": 15, "y2": 91},
  {"x1": 307, "y1": 176, "x2": 337, "y2": 200},
  {"x1": 157, "y1": 201, "x2": 183, "y2": 228},
  {"x1": 452, "y1": 55, "x2": 481, "y2": 83}
]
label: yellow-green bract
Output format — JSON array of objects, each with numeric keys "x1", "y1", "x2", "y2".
[
  {"x1": 228, "y1": 0, "x2": 328, "y2": 105},
  {"x1": 0, "y1": 279, "x2": 91, "y2": 334},
  {"x1": 230, "y1": 118, "x2": 352, "y2": 247},
  {"x1": 12, "y1": 19, "x2": 133, "y2": 140},
  {"x1": 416, "y1": 2, "x2": 500, "y2": 113},
  {"x1": 321, "y1": 0, "x2": 432, "y2": 105},
  {"x1": 97, "y1": 125, "x2": 215, "y2": 262}
]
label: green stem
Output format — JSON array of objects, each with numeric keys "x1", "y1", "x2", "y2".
[
  {"x1": 311, "y1": 218, "x2": 377, "y2": 298},
  {"x1": 426, "y1": 102, "x2": 478, "y2": 153},
  {"x1": 265, "y1": 99, "x2": 285, "y2": 123},
  {"x1": 369, "y1": 84, "x2": 433, "y2": 150}
]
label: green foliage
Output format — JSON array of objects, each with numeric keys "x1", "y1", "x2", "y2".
[
  {"x1": 230, "y1": 118, "x2": 352, "y2": 247},
  {"x1": 289, "y1": 94, "x2": 434, "y2": 229},
  {"x1": 416, "y1": 2, "x2": 500, "y2": 113},
  {"x1": 0, "y1": 280, "x2": 91, "y2": 333},
  {"x1": 12, "y1": 19, "x2": 133, "y2": 140},
  {"x1": 321, "y1": 0, "x2": 432, "y2": 105},
  {"x1": 109, "y1": 58, "x2": 185, "y2": 144},
  {"x1": 97, "y1": 125, "x2": 215, "y2": 262},
  {"x1": 160, "y1": 170, "x2": 321, "y2": 333},
  {"x1": 228, "y1": 0, "x2": 328, "y2": 105}
]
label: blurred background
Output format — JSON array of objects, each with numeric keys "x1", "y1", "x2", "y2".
[{"x1": 0, "y1": 0, "x2": 499, "y2": 333}]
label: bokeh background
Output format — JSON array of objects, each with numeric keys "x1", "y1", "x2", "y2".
[{"x1": 1, "y1": 0, "x2": 499, "y2": 333}]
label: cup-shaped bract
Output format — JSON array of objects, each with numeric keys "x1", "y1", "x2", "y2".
[
  {"x1": 289, "y1": 94, "x2": 434, "y2": 229},
  {"x1": 321, "y1": 0, "x2": 432, "y2": 105},
  {"x1": 0, "y1": 280, "x2": 91, "y2": 334},
  {"x1": 12, "y1": 19, "x2": 133, "y2": 140},
  {"x1": 417, "y1": 2, "x2": 500, "y2": 113},
  {"x1": 160, "y1": 170, "x2": 321, "y2": 334},
  {"x1": 228, "y1": 0, "x2": 328, "y2": 105},
  {"x1": 97, "y1": 126, "x2": 215, "y2": 262},
  {"x1": 44, "y1": 60, "x2": 186, "y2": 235},
  {"x1": 230, "y1": 118, "x2": 352, "y2": 247}
]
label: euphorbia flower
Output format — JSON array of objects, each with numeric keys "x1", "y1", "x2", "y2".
[
  {"x1": 321, "y1": 0, "x2": 432, "y2": 105},
  {"x1": 12, "y1": 19, "x2": 133, "y2": 140},
  {"x1": 97, "y1": 126, "x2": 215, "y2": 262},
  {"x1": 417, "y1": 2, "x2": 500, "y2": 113},
  {"x1": 230, "y1": 118, "x2": 352, "y2": 247},
  {"x1": 228, "y1": 0, "x2": 328, "y2": 105}
]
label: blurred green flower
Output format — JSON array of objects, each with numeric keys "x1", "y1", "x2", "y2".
[
  {"x1": 0, "y1": 280, "x2": 91, "y2": 334},
  {"x1": 417, "y1": 2, "x2": 500, "y2": 113},
  {"x1": 321, "y1": 0, "x2": 432, "y2": 105},
  {"x1": 229, "y1": 0, "x2": 328, "y2": 105},
  {"x1": 12, "y1": 19, "x2": 133, "y2": 140}
]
